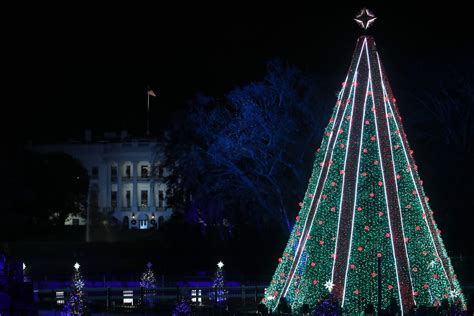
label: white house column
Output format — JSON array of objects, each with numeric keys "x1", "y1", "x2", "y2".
[
  {"x1": 132, "y1": 161, "x2": 138, "y2": 212},
  {"x1": 117, "y1": 162, "x2": 123, "y2": 210},
  {"x1": 149, "y1": 181, "x2": 156, "y2": 212},
  {"x1": 106, "y1": 162, "x2": 111, "y2": 208}
]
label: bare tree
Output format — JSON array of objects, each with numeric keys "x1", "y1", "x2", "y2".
[{"x1": 165, "y1": 60, "x2": 329, "y2": 234}]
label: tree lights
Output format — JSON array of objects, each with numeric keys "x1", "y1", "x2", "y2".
[
  {"x1": 263, "y1": 12, "x2": 466, "y2": 313},
  {"x1": 64, "y1": 262, "x2": 86, "y2": 315}
]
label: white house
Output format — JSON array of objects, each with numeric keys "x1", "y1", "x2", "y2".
[{"x1": 31, "y1": 131, "x2": 173, "y2": 230}]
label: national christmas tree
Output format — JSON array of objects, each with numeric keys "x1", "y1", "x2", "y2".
[
  {"x1": 64, "y1": 262, "x2": 86, "y2": 315},
  {"x1": 263, "y1": 9, "x2": 466, "y2": 314}
]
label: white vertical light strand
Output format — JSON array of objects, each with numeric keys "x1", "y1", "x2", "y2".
[
  {"x1": 341, "y1": 71, "x2": 371, "y2": 307},
  {"x1": 375, "y1": 53, "x2": 416, "y2": 306},
  {"x1": 281, "y1": 79, "x2": 355, "y2": 300},
  {"x1": 277, "y1": 72, "x2": 353, "y2": 303},
  {"x1": 370, "y1": 55, "x2": 404, "y2": 314},
  {"x1": 377, "y1": 53, "x2": 452, "y2": 288},
  {"x1": 330, "y1": 37, "x2": 368, "y2": 289}
]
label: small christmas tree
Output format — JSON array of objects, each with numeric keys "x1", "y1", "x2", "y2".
[
  {"x1": 140, "y1": 262, "x2": 157, "y2": 308},
  {"x1": 140, "y1": 262, "x2": 157, "y2": 289},
  {"x1": 173, "y1": 297, "x2": 192, "y2": 316},
  {"x1": 210, "y1": 261, "x2": 227, "y2": 304},
  {"x1": 64, "y1": 262, "x2": 86, "y2": 315}
]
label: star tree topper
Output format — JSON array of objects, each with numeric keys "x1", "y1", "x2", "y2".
[
  {"x1": 217, "y1": 261, "x2": 224, "y2": 269},
  {"x1": 354, "y1": 8, "x2": 377, "y2": 30},
  {"x1": 74, "y1": 262, "x2": 80, "y2": 271}
]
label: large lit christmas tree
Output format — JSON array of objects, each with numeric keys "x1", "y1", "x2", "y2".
[
  {"x1": 263, "y1": 9, "x2": 466, "y2": 314},
  {"x1": 64, "y1": 262, "x2": 86, "y2": 315}
]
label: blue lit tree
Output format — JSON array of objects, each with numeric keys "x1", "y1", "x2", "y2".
[
  {"x1": 173, "y1": 297, "x2": 192, "y2": 315},
  {"x1": 64, "y1": 262, "x2": 86, "y2": 315},
  {"x1": 209, "y1": 261, "x2": 227, "y2": 304},
  {"x1": 140, "y1": 262, "x2": 157, "y2": 289},
  {"x1": 165, "y1": 60, "x2": 329, "y2": 233},
  {"x1": 140, "y1": 262, "x2": 157, "y2": 308}
]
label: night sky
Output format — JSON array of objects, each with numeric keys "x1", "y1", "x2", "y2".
[{"x1": 6, "y1": 3, "x2": 473, "y2": 144}]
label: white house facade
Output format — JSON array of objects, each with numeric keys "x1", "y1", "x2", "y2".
[{"x1": 31, "y1": 133, "x2": 173, "y2": 230}]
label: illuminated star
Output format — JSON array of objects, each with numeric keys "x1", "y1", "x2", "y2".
[
  {"x1": 449, "y1": 289, "x2": 461, "y2": 298},
  {"x1": 354, "y1": 8, "x2": 377, "y2": 30},
  {"x1": 217, "y1": 261, "x2": 224, "y2": 269},
  {"x1": 428, "y1": 260, "x2": 436, "y2": 268},
  {"x1": 324, "y1": 280, "x2": 334, "y2": 293},
  {"x1": 23, "y1": 262, "x2": 26, "y2": 270},
  {"x1": 74, "y1": 262, "x2": 80, "y2": 271}
]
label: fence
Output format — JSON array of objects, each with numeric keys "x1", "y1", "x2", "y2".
[{"x1": 36, "y1": 285, "x2": 267, "y2": 314}]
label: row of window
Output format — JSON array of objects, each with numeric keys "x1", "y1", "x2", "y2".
[
  {"x1": 90, "y1": 165, "x2": 165, "y2": 181},
  {"x1": 111, "y1": 190, "x2": 165, "y2": 208}
]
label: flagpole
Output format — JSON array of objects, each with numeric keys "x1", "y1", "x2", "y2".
[{"x1": 146, "y1": 88, "x2": 150, "y2": 136}]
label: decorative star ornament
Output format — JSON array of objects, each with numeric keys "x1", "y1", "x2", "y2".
[
  {"x1": 354, "y1": 8, "x2": 377, "y2": 30},
  {"x1": 449, "y1": 288, "x2": 461, "y2": 298},
  {"x1": 23, "y1": 262, "x2": 26, "y2": 270},
  {"x1": 74, "y1": 262, "x2": 80, "y2": 271},
  {"x1": 324, "y1": 280, "x2": 334, "y2": 293},
  {"x1": 428, "y1": 260, "x2": 436, "y2": 268},
  {"x1": 217, "y1": 261, "x2": 224, "y2": 269}
]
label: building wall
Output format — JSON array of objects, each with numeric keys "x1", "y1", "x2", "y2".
[{"x1": 30, "y1": 139, "x2": 173, "y2": 230}]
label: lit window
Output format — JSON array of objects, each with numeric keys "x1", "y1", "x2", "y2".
[
  {"x1": 123, "y1": 290, "x2": 134, "y2": 305},
  {"x1": 139, "y1": 220, "x2": 148, "y2": 229},
  {"x1": 56, "y1": 291, "x2": 65, "y2": 305},
  {"x1": 191, "y1": 289, "x2": 202, "y2": 303}
]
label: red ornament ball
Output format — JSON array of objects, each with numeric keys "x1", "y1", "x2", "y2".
[{"x1": 313, "y1": 279, "x2": 318, "y2": 284}]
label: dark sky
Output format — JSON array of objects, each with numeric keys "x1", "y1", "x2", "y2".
[{"x1": 5, "y1": 3, "x2": 473, "y2": 144}]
